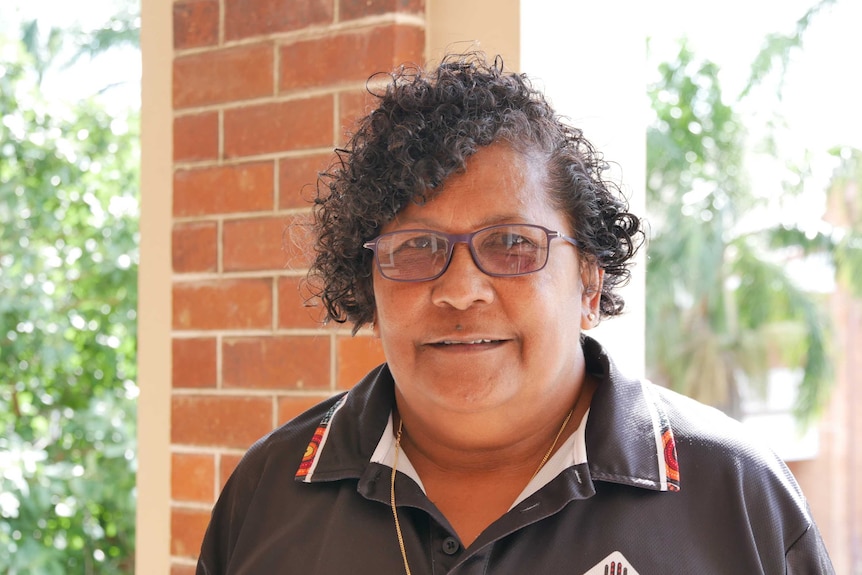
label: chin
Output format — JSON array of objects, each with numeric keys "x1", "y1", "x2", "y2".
[{"x1": 425, "y1": 377, "x2": 518, "y2": 412}]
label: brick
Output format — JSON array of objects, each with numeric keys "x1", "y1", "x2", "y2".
[
  {"x1": 280, "y1": 211, "x2": 316, "y2": 271},
  {"x1": 225, "y1": 0, "x2": 333, "y2": 41},
  {"x1": 174, "y1": 112, "x2": 218, "y2": 163},
  {"x1": 224, "y1": 215, "x2": 313, "y2": 273},
  {"x1": 337, "y1": 335, "x2": 385, "y2": 389},
  {"x1": 172, "y1": 337, "x2": 217, "y2": 388},
  {"x1": 279, "y1": 25, "x2": 424, "y2": 93},
  {"x1": 173, "y1": 222, "x2": 218, "y2": 274},
  {"x1": 173, "y1": 162, "x2": 274, "y2": 217},
  {"x1": 171, "y1": 506, "x2": 212, "y2": 558},
  {"x1": 173, "y1": 0, "x2": 219, "y2": 49},
  {"x1": 172, "y1": 395, "x2": 273, "y2": 447},
  {"x1": 219, "y1": 453, "x2": 244, "y2": 490},
  {"x1": 171, "y1": 452, "x2": 216, "y2": 503},
  {"x1": 277, "y1": 394, "x2": 333, "y2": 425},
  {"x1": 223, "y1": 336, "x2": 330, "y2": 390},
  {"x1": 174, "y1": 44, "x2": 274, "y2": 109},
  {"x1": 278, "y1": 276, "x2": 326, "y2": 329},
  {"x1": 338, "y1": 90, "x2": 373, "y2": 146},
  {"x1": 339, "y1": 0, "x2": 424, "y2": 20},
  {"x1": 223, "y1": 96, "x2": 334, "y2": 158},
  {"x1": 278, "y1": 153, "x2": 332, "y2": 209},
  {"x1": 223, "y1": 216, "x2": 294, "y2": 272},
  {"x1": 173, "y1": 278, "x2": 272, "y2": 331}
]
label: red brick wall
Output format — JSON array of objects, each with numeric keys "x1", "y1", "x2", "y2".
[{"x1": 169, "y1": 1, "x2": 425, "y2": 570}]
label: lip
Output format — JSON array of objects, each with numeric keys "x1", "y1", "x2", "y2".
[{"x1": 423, "y1": 334, "x2": 511, "y2": 348}]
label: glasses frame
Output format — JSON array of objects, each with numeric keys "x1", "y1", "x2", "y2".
[{"x1": 363, "y1": 223, "x2": 580, "y2": 282}]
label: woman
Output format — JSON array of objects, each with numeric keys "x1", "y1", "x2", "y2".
[{"x1": 197, "y1": 53, "x2": 833, "y2": 574}]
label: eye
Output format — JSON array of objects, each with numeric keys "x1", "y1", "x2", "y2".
[
  {"x1": 392, "y1": 232, "x2": 446, "y2": 253},
  {"x1": 404, "y1": 236, "x2": 436, "y2": 249},
  {"x1": 396, "y1": 235, "x2": 438, "y2": 250},
  {"x1": 503, "y1": 234, "x2": 534, "y2": 249},
  {"x1": 482, "y1": 231, "x2": 537, "y2": 251}
]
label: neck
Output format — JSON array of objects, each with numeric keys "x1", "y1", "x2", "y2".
[
  {"x1": 391, "y1": 375, "x2": 597, "y2": 549},
  {"x1": 394, "y1": 375, "x2": 596, "y2": 478}
]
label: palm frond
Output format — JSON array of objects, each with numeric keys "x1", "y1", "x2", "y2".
[{"x1": 740, "y1": 0, "x2": 838, "y2": 99}]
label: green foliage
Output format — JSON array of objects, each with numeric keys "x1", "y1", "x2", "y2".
[
  {"x1": 645, "y1": 41, "x2": 836, "y2": 423},
  {"x1": 764, "y1": 151, "x2": 862, "y2": 301},
  {"x1": 0, "y1": 16, "x2": 139, "y2": 574},
  {"x1": 647, "y1": 41, "x2": 747, "y2": 211},
  {"x1": 67, "y1": 0, "x2": 141, "y2": 67},
  {"x1": 741, "y1": 0, "x2": 838, "y2": 98}
]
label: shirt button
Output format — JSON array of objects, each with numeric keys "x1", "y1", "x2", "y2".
[{"x1": 442, "y1": 537, "x2": 460, "y2": 555}]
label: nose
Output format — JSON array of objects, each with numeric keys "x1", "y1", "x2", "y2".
[{"x1": 430, "y1": 243, "x2": 495, "y2": 310}]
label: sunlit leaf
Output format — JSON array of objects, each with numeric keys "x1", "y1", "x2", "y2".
[{"x1": 0, "y1": 7, "x2": 139, "y2": 572}]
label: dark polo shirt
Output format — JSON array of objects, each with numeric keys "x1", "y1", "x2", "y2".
[{"x1": 197, "y1": 337, "x2": 833, "y2": 574}]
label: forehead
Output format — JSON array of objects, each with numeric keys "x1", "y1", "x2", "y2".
[{"x1": 386, "y1": 144, "x2": 564, "y2": 231}]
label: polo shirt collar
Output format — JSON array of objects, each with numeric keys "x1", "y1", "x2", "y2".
[
  {"x1": 295, "y1": 336, "x2": 680, "y2": 494},
  {"x1": 583, "y1": 336, "x2": 681, "y2": 492}
]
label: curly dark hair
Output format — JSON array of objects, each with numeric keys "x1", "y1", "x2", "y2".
[{"x1": 307, "y1": 52, "x2": 643, "y2": 332}]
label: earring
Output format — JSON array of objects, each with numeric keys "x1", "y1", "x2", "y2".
[{"x1": 587, "y1": 312, "x2": 596, "y2": 322}]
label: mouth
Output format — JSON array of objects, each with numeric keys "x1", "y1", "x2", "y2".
[
  {"x1": 438, "y1": 339, "x2": 496, "y2": 345},
  {"x1": 427, "y1": 338, "x2": 507, "y2": 348}
]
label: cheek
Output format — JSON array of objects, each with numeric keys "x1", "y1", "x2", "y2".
[
  {"x1": 533, "y1": 258, "x2": 582, "y2": 299},
  {"x1": 372, "y1": 282, "x2": 420, "y2": 331},
  {"x1": 504, "y1": 278, "x2": 572, "y2": 332},
  {"x1": 527, "y1": 269, "x2": 584, "y2": 327}
]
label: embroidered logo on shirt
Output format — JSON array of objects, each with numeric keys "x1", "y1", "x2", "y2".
[{"x1": 583, "y1": 551, "x2": 640, "y2": 575}]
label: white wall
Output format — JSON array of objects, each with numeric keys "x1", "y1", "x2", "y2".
[{"x1": 521, "y1": 1, "x2": 647, "y2": 377}]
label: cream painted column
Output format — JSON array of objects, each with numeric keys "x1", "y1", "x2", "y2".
[
  {"x1": 521, "y1": 2, "x2": 647, "y2": 378},
  {"x1": 136, "y1": 0, "x2": 172, "y2": 572},
  {"x1": 427, "y1": 0, "x2": 520, "y2": 70}
]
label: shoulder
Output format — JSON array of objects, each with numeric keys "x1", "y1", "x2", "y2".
[
  {"x1": 196, "y1": 393, "x2": 350, "y2": 573},
  {"x1": 647, "y1": 382, "x2": 746, "y2": 443},
  {"x1": 649, "y1": 382, "x2": 813, "y2": 521},
  {"x1": 649, "y1": 382, "x2": 790, "y2": 474},
  {"x1": 197, "y1": 365, "x2": 393, "y2": 572},
  {"x1": 232, "y1": 393, "x2": 348, "y2": 488},
  {"x1": 215, "y1": 362, "x2": 392, "y2": 501},
  {"x1": 585, "y1": 337, "x2": 802, "y2": 496},
  {"x1": 649, "y1": 381, "x2": 779, "y2": 466}
]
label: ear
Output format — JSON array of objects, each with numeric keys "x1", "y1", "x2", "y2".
[{"x1": 580, "y1": 265, "x2": 604, "y2": 330}]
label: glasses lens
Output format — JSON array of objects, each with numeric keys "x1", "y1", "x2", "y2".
[
  {"x1": 473, "y1": 225, "x2": 549, "y2": 276},
  {"x1": 375, "y1": 231, "x2": 450, "y2": 280}
]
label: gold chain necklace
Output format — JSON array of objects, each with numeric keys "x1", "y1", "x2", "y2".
[
  {"x1": 391, "y1": 421, "x2": 412, "y2": 575},
  {"x1": 390, "y1": 408, "x2": 574, "y2": 574}
]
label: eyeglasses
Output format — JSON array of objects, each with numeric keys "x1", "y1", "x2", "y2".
[{"x1": 363, "y1": 224, "x2": 579, "y2": 282}]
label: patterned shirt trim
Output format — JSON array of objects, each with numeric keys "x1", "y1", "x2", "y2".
[
  {"x1": 640, "y1": 380, "x2": 681, "y2": 492},
  {"x1": 295, "y1": 394, "x2": 348, "y2": 482}
]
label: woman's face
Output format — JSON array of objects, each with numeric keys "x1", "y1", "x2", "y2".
[{"x1": 372, "y1": 144, "x2": 601, "y2": 419}]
